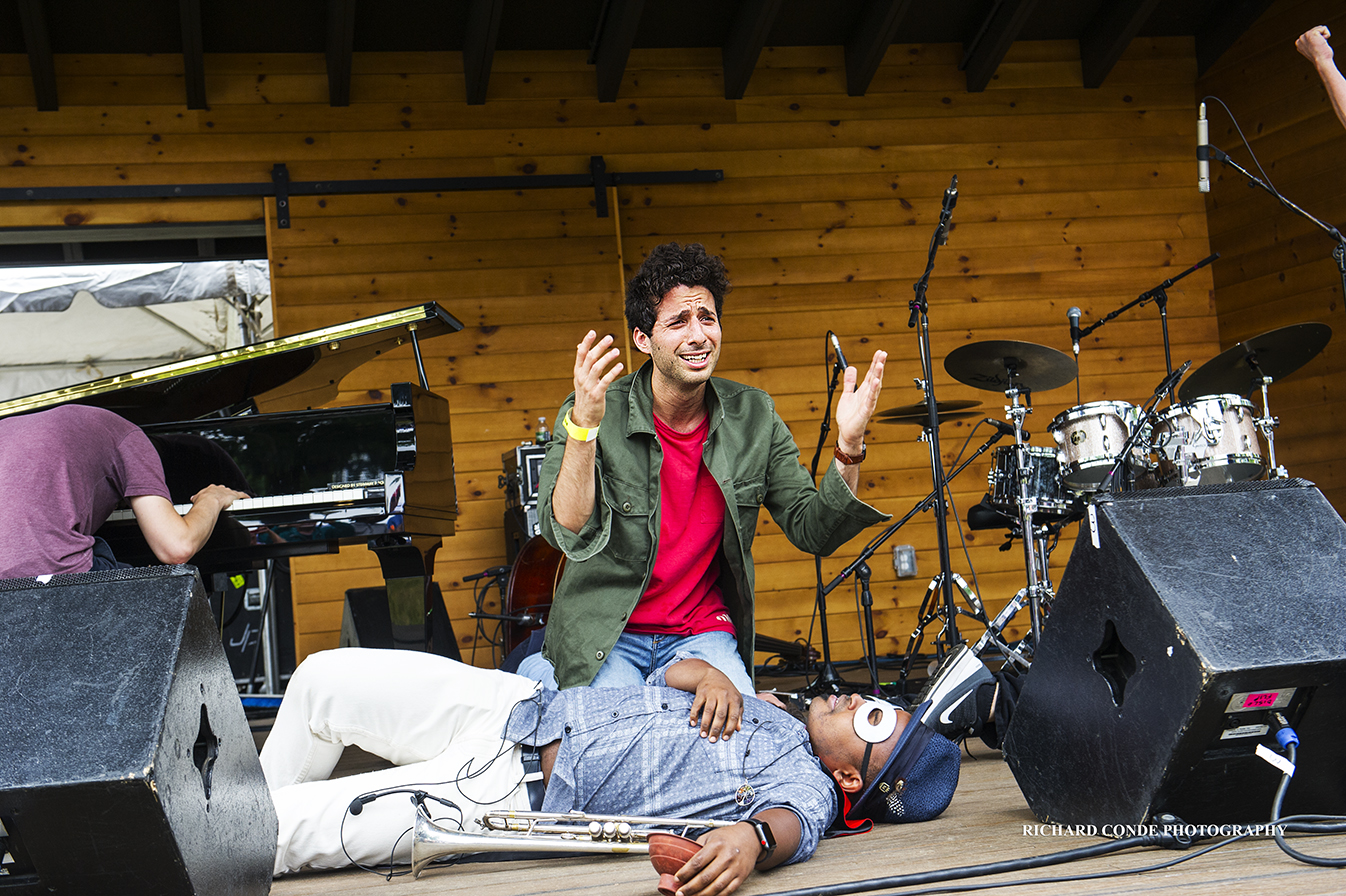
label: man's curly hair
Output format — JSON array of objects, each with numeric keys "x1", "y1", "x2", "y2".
[{"x1": 624, "y1": 242, "x2": 731, "y2": 337}]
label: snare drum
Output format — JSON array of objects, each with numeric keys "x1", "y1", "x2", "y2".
[
  {"x1": 1151, "y1": 394, "x2": 1264, "y2": 486},
  {"x1": 1049, "y1": 400, "x2": 1150, "y2": 493},
  {"x1": 987, "y1": 444, "x2": 1073, "y2": 518}
]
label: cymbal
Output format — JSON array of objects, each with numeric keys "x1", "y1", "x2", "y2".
[
  {"x1": 876, "y1": 399, "x2": 980, "y2": 418},
  {"x1": 944, "y1": 340, "x2": 1076, "y2": 393},
  {"x1": 1178, "y1": 322, "x2": 1332, "y2": 401},
  {"x1": 877, "y1": 410, "x2": 981, "y2": 426}
]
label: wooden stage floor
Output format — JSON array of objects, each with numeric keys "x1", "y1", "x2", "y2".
[{"x1": 267, "y1": 740, "x2": 1345, "y2": 896}]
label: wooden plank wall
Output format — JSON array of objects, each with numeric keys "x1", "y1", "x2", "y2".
[
  {"x1": 0, "y1": 36, "x2": 1219, "y2": 671},
  {"x1": 1198, "y1": 0, "x2": 1346, "y2": 510}
]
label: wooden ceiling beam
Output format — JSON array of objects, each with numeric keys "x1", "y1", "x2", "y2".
[
  {"x1": 463, "y1": 0, "x2": 504, "y2": 105},
  {"x1": 591, "y1": 0, "x2": 645, "y2": 103},
  {"x1": 179, "y1": 0, "x2": 207, "y2": 109},
  {"x1": 962, "y1": 0, "x2": 1041, "y2": 93},
  {"x1": 1195, "y1": 0, "x2": 1276, "y2": 76},
  {"x1": 15, "y1": 0, "x2": 58, "y2": 111},
  {"x1": 844, "y1": 0, "x2": 913, "y2": 97},
  {"x1": 326, "y1": 0, "x2": 357, "y2": 107},
  {"x1": 722, "y1": 0, "x2": 782, "y2": 100},
  {"x1": 1079, "y1": 0, "x2": 1160, "y2": 89}
]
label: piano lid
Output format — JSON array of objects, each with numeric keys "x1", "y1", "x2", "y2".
[{"x1": 0, "y1": 303, "x2": 463, "y2": 425}]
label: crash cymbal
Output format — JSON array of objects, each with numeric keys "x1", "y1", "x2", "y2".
[
  {"x1": 877, "y1": 399, "x2": 980, "y2": 418},
  {"x1": 1178, "y1": 322, "x2": 1332, "y2": 401},
  {"x1": 877, "y1": 410, "x2": 981, "y2": 426},
  {"x1": 944, "y1": 340, "x2": 1076, "y2": 393}
]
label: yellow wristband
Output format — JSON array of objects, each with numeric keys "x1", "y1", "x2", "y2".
[{"x1": 563, "y1": 410, "x2": 600, "y2": 442}]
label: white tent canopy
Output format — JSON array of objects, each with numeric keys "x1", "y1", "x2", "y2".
[
  {"x1": 0, "y1": 260, "x2": 272, "y2": 401},
  {"x1": 0, "y1": 259, "x2": 270, "y2": 313}
]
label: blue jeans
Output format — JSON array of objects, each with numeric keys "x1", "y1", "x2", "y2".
[{"x1": 515, "y1": 630, "x2": 754, "y2": 695}]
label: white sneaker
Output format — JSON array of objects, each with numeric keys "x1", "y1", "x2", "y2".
[{"x1": 916, "y1": 643, "x2": 993, "y2": 738}]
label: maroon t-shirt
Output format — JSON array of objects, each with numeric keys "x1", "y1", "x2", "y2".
[{"x1": 0, "y1": 405, "x2": 171, "y2": 578}]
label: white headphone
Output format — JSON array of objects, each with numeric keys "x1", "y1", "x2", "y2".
[{"x1": 852, "y1": 696, "x2": 899, "y2": 744}]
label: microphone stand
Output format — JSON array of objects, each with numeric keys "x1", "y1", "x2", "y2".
[
  {"x1": 1076, "y1": 253, "x2": 1218, "y2": 406},
  {"x1": 819, "y1": 424, "x2": 1012, "y2": 695},
  {"x1": 907, "y1": 175, "x2": 962, "y2": 657},
  {"x1": 805, "y1": 343, "x2": 848, "y2": 694},
  {"x1": 1208, "y1": 144, "x2": 1346, "y2": 302}
]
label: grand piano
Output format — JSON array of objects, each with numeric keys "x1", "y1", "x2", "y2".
[{"x1": 0, "y1": 302, "x2": 464, "y2": 656}]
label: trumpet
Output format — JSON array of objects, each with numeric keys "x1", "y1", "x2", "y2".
[{"x1": 411, "y1": 807, "x2": 737, "y2": 878}]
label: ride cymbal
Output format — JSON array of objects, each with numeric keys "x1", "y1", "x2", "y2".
[
  {"x1": 944, "y1": 340, "x2": 1076, "y2": 393},
  {"x1": 1179, "y1": 322, "x2": 1332, "y2": 401}
]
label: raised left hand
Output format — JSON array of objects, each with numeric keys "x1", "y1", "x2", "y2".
[{"x1": 834, "y1": 349, "x2": 888, "y2": 455}]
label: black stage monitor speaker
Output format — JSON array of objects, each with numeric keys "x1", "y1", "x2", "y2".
[
  {"x1": 0, "y1": 566, "x2": 277, "y2": 895},
  {"x1": 340, "y1": 582, "x2": 461, "y2": 661},
  {"x1": 1002, "y1": 479, "x2": 1346, "y2": 827}
]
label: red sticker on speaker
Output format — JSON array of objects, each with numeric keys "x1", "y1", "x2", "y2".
[{"x1": 1241, "y1": 692, "x2": 1279, "y2": 709}]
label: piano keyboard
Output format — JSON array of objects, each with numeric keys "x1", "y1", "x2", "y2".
[{"x1": 107, "y1": 485, "x2": 383, "y2": 522}]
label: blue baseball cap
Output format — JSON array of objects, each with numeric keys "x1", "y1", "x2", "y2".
[{"x1": 843, "y1": 700, "x2": 961, "y2": 824}]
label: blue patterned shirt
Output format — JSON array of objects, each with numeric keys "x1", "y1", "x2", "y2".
[{"x1": 502, "y1": 674, "x2": 836, "y2": 865}]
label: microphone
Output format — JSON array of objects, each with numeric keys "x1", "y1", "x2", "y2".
[
  {"x1": 348, "y1": 794, "x2": 378, "y2": 816},
  {"x1": 1197, "y1": 102, "x2": 1210, "y2": 193},
  {"x1": 942, "y1": 174, "x2": 958, "y2": 213},
  {"x1": 1155, "y1": 360, "x2": 1192, "y2": 399},
  {"x1": 463, "y1": 566, "x2": 510, "y2": 583},
  {"x1": 1068, "y1": 307, "x2": 1082, "y2": 356},
  {"x1": 829, "y1": 332, "x2": 848, "y2": 371},
  {"x1": 985, "y1": 418, "x2": 1027, "y2": 439},
  {"x1": 937, "y1": 175, "x2": 958, "y2": 246}
]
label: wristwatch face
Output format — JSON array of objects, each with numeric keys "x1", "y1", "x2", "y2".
[{"x1": 748, "y1": 818, "x2": 776, "y2": 861}]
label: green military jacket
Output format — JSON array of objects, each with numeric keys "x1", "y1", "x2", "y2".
[{"x1": 537, "y1": 361, "x2": 890, "y2": 689}]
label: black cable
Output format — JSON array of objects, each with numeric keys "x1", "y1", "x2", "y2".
[
  {"x1": 1268, "y1": 730, "x2": 1346, "y2": 867},
  {"x1": 756, "y1": 833, "x2": 1184, "y2": 896}
]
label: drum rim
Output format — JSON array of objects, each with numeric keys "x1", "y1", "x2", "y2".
[{"x1": 1049, "y1": 399, "x2": 1137, "y2": 427}]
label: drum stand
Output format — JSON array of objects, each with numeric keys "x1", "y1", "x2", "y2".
[{"x1": 1251, "y1": 370, "x2": 1288, "y2": 479}]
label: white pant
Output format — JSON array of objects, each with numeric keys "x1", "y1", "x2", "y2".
[{"x1": 260, "y1": 648, "x2": 542, "y2": 875}]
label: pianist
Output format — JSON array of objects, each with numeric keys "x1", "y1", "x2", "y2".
[
  {"x1": 0, "y1": 405, "x2": 247, "y2": 579},
  {"x1": 519, "y1": 242, "x2": 890, "y2": 694}
]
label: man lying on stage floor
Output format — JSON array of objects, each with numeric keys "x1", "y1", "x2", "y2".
[{"x1": 261, "y1": 648, "x2": 960, "y2": 894}]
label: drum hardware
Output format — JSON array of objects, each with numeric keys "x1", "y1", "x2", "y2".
[
  {"x1": 945, "y1": 339, "x2": 1076, "y2": 655},
  {"x1": 1255, "y1": 375, "x2": 1287, "y2": 480}
]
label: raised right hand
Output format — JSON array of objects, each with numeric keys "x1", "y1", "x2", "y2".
[{"x1": 572, "y1": 330, "x2": 624, "y2": 428}]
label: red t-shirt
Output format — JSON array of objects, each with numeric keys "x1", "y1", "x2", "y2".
[{"x1": 625, "y1": 414, "x2": 736, "y2": 637}]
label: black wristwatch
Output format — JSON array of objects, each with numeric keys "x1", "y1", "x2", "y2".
[{"x1": 744, "y1": 817, "x2": 776, "y2": 864}]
